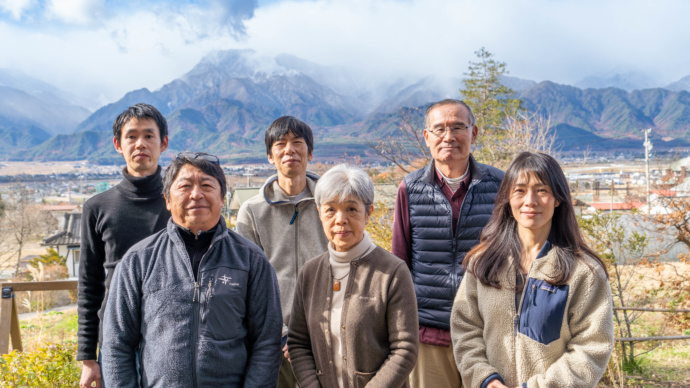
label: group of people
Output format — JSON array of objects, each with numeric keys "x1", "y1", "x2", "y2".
[{"x1": 77, "y1": 99, "x2": 614, "y2": 388}]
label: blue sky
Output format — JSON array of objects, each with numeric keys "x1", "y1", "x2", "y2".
[{"x1": 1, "y1": 0, "x2": 688, "y2": 108}]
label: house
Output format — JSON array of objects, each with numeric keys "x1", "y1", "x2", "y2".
[{"x1": 42, "y1": 212, "x2": 81, "y2": 278}]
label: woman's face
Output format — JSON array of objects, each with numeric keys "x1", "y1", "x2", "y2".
[
  {"x1": 509, "y1": 173, "x2": 560, "y2": 238},
  {"x1": 319, "y1": 195, "x2": 373, "y2": 252}
]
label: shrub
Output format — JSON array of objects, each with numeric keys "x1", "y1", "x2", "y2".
[{"x1": 0, "y1": 343, "x2": 80, "y2": 387}]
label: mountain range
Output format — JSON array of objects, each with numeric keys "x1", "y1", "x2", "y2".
[{"x1": 2, "y1": 50, "x2": 690, "y2": 163}]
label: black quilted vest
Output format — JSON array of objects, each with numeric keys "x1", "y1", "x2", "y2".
[{"x1": 404, "y1": 156, "x2": 504, "y2": 330}]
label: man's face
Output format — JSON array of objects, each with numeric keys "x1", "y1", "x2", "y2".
[
  {"x1": 423, "y1": 104, "x2": 478, "y2": 166},
  {"x1": 114, "y1": 117, "x2": 168, "y2": 177},
  {"x1": 165, "y1": 164, "x2": 222, "y2": 234},
  {"x1": 268, "y1": 131, "x2": 313, "y2": 179}
]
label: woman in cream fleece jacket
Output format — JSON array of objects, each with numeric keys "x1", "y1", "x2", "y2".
[
  {"x1": 451, "y1": 152, "x2": 614, "y2": 388},
  {"x1": 288, "y1": 165, "x2": 419, "y2": 388}
]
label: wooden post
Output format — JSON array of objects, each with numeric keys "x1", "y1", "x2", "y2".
[
  {"x1": 0, "y1": 285, "x2": 22, "y2": 354},
  {"x1": 0, "y1": 280, "x2": 77, "y2": 355}
]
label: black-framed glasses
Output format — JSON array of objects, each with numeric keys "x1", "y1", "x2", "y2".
[
  {"x1": 176, "y1": 151, "x2": 220, "y2": 165},
  {"x1": 427, "y1": 124, "x2": 470, "y2": 137}
]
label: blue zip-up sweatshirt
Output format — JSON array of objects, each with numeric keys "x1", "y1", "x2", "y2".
[{"x1": 101, "y1": 217, "x2": 283, "y2": 387}]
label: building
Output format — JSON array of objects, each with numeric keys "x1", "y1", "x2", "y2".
[{"x1": 41, "y1": 212, "x2": 81, "y2": 278}]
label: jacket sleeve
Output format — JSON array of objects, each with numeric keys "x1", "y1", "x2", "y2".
[
  {"x1": 236, "y1": 203, "x2": 261, "y2": 248},
  {"x1": 367, "y1": 262, "x2": 419, "y2": 387},
  {"x1": 287, "y1": 269, "x2": 321, "y2": 388},
  {"x1": 451, "y1": 271, "x2": 502, "y2": 388},
  {"x1": 525, "y1": 265, "x2": 614, "y2": 388},
  {"x1": 100, "y1": 253, "x2": 141, "y2": 388},
  {"x1": 243, "y1": 251, "x2": 283, "y2": 387},
  {"x1": 391, "y1": 180, "x2": 412, "y2": 267},
  {"x1": 77, "y1": 205, "x2": 106, "y2": 361}
]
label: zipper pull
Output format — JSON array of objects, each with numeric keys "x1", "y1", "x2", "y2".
[
  {"x1": 289, "y1": 209, "x2": 299, "y2": 224},
  {"x1": 530, "y1": 284, "x2": 537, "y2": 305},
  {"x1": 208, "y1": 278, "x2": 213, "y2": 300},
  {"x1": 193, "y1": 282, "x2": 199, "y2": 302}
]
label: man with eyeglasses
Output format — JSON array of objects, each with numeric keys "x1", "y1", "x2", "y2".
[
  {"x1": 392, "y1": 99, "x2": 504, "y2": 387},
  {"x1": 237, "y1": 116, "x2": 329, "y2": 388},
  {"x1": 101, "y1": 152, "x2": 282, "y2": 387},
  {"x1": 78, "y1": 103, "x2": 170, "y2": 388}
]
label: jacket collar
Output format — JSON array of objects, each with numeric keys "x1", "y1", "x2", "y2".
[
  {"x1": 168, "y1": 216, "x2": 229, "y2": 247},
  {"x1": 421, "y1": 154, "x2": 483, "y2": 185},
  {"x1": 261, "y1": 171, "x2": 320, "y2": 205}
]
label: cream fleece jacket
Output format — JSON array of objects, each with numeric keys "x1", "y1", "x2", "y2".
[{"x1": 450, "y1": 247, "x2": 614, "y2": 388}]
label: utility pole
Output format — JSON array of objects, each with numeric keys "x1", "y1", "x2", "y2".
[
  {"x1": 643, "y1": 128, "x2": 652, "y2": 214},
  {"x1": 243, "y1": 170, "x2": 256, "y2": 187}
]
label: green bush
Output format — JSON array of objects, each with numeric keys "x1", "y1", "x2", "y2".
[{"x1": 0, "y1": 343, "x2": 79, "y2": 387}]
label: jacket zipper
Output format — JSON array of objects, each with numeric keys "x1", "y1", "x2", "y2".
[
  {"x1": 189, "y1": 230, "x2": 220, "y2": 388},
  {"x1": 452, "y1": 179, "x2": 477, "y2": 291},
  {"x1": 513, "y1": 261, "x2": 536, "y2": 385},
  {"x1": 293, "y1": 203, "x2": 299, "y2": 318}
]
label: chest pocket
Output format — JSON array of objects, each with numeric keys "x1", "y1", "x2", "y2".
[
  {"x1": 519, "y1": 278, "x2": 569, "y2": 345},
  {"x1": 199, "y1": 267, "x2": 248, "y2": 341}
]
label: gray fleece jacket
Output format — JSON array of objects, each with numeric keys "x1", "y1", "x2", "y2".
[
  {"x1": 101, "y1": 218, "x2": 283, "y2": 387},
  {"x1": 237, "y1": 172, "x2": 329, "y2": 326}
]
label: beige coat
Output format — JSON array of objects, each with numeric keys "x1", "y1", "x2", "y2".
[
  {"x1": 288, "y1": 247, "x2": 419, "y2": 388},
  {"x1": 451, "y1": 247, "x2": 614, "y2": 388}
]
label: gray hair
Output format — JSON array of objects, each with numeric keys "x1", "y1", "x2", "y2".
[
  {"x1": 423, "y1": 99, "x2": 476, "y2": 128},
  {"x1": 315, "y1": 165, "x2": 374, "y2": 214},
  {"x1": 163, "y1": 152, "x2": 226, "y2": 199}
]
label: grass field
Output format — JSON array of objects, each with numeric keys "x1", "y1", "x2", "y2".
[{"x1": 10, "y1": 307, "x2": 690, "y2": 386}]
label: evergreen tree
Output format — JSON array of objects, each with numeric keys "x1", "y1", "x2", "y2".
[{"x1": 461, "y1": 47, "x2": 523, "y2": 167}]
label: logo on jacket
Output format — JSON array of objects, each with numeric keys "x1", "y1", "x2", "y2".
[{"x1": 218, "y1": 274, "x2": 239, "y2": 286}]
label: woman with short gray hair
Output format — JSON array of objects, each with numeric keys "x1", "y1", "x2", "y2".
[{"x1": 288, "y1": 164, "x2": 419, "y2": 388}]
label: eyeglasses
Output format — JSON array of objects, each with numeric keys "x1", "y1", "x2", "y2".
[
  {"x1": 176, "y1": 151, "x2": 220, "y2": 165},
  {"x1": 426, "y1": 124, "x2": 471, "y2": 137}
]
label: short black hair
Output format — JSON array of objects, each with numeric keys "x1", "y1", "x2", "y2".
[
  {"x1": 163, "y1": 152, "x2": 227, "y2": 199},
  {"x1": 264, "y1": 116, "x2": 314, "y2": 156},
  {"x1": 113, "y1": 103, "x2": 168, "y2": 143}
]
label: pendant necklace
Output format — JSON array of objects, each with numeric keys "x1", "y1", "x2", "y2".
[
  {"x1": 332, "y1": 271, "x2": 349, "y2": 291},
  {"x1": 331, "y1": 250, "x2": 368, "y2": 291}
]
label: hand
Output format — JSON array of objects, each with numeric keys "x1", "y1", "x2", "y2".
[
  {"x1": 486, "y1": 379, "x2": 508, "y2": 388},
  {"x1": 80, "y1": 360, "x2": 102, "y2": 388},
  {"x1": 283, "y1": 344, "x2": 290, "y2": 361}
]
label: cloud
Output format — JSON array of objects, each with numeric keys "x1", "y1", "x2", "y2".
[
  {"x1": 0, "y1": 0, "x2": 36, "y2": 20},
  {"x1": 45, "y1": 0, "x2": 104, "y2": 24},
  {"x1": 1, "y1": 0, "x2": 689, "y2": 109},
  {"x1": 243, "y1": 0, "x2": 690, "y2": 85}
]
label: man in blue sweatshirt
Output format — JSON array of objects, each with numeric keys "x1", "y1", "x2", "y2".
[{"x1": 101, "y1": 152, "x2": 283, "y2": 387}]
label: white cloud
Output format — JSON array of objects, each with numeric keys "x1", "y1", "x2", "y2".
[
  {"x1": 2, "y1": 0, "x2": 690, "y2": 109},
  {"x1": 243, "y1": 0, "x2": 690, "y2": 85},
  {"x1": 0, "y1": 0, "x2": 35, "y2": 20},
  {"x1": 45, "y1": 0, "x2": 104, "y2": 24}
]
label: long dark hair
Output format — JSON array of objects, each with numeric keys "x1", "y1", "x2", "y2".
[{"x1": 466, "y1": 152, "x2": 606, "y2": 290}]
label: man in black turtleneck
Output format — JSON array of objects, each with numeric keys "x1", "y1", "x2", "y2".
[{"x1": 77, "y1": 103, "x2": 170, "y2": 388}]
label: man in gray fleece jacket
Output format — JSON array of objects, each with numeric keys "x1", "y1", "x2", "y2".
[
  {"x1": 102, "y1": 152, "x2": 282, "y2": 387},
  {"x1": 237, "y1": 116, "x2": 329, "y2": 387}
]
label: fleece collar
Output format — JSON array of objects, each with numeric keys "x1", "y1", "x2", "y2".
[{"x1": 261, "y1": 171, "x2": 320, "y2": 205}]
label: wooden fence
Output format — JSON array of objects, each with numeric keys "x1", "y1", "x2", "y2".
[
  {"x1": 1, "y1": 285, "x2": 690, "y2": 354},
  {"x1": 0, "y1": 280, "x2": 78, "y2": 355},
  {"x1": 613, "y1": 306, "x2": 690, "y2": 342}
]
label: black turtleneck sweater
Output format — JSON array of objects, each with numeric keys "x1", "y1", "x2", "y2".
[
  {"x1": 175, "y1": 222, "x2": 219, "y2": 280},
  {"x1": 77, "y1": 166, "x2": 170, "y2": 361}
]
